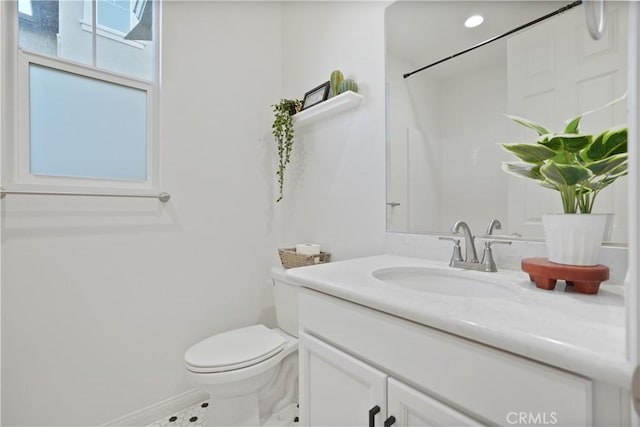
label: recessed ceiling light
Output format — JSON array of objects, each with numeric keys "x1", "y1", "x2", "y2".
[{"x1": 464, "y1": 15, "x2": 484, "y2": 28}]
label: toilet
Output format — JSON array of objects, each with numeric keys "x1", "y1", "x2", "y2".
[{"x1": 184, "y1": 271, "x2": 300, "y2": 427}]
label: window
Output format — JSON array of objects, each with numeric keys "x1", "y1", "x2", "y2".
[
  {"x1": 4, "y1": 0, "x2": 158, "y2": 192},
  {"x1": 18, "y1": 0, "x2": 32, "y2": 17},
  {"x1": 28, "y1": 63, "x2": 148, "y2": 181},
  {"x1": 97, "y1": 0, "x2": 132, "y2": 34},
  {"x1": 80, "y1": 0, "x2": 151, "y2": 49}
]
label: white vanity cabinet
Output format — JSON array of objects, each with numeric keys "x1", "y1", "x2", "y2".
[
  {"x1": 300, "y1": 331, "x2": 479, "y2": 426},
  {"x1": 297, "y1": 288, "x2": 611, "y2": 427},
  {"x1": 387, "y1": 378, "x2": 483, "y2": 426},
  {"x1": 299, "y1": 331, "x2": 387, "y2": 426}
]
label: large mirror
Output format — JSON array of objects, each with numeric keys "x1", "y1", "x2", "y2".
[{"x1": 385, "y1": 1, "x2": 629, "y2": 243}]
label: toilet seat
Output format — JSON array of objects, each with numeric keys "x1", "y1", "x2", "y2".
[{"x1": 185, "y1": 325, "x2": 286, "y2": 373}]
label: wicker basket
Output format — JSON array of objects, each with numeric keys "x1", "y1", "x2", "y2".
[{"x1": 278, "y1": 248, "x2": 331, "y2": 269}]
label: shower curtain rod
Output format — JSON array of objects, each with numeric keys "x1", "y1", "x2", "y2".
[{"x1": 403, "y1": 0, "x2": 583, "y2": 79}]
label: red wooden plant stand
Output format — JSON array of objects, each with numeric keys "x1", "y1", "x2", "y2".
[{"x1": 521, "y1": 257, "x2": 609, "y2": 295}]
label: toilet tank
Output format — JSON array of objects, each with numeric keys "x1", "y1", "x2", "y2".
[{"x1": 271, "y1": 268, "x2": 300, "y2": 337}]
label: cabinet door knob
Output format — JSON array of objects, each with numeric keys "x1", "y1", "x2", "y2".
[
  {"x1": 384, "y1": 415, "x2": 396, "y2": 427},
  {"x1": 368, "y1": 405, "x2": 381, "y2": 427}
]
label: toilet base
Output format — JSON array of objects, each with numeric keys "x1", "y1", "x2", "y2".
[
  {"x1": 199, "y1": 352, "x2": 298, "y2": 427},
  {"x1": 204, "y1": 399, "x2": 297, "y2": 427},
  {"x1": 207, "y1": 393, "x2": 260, "y2": 426}
]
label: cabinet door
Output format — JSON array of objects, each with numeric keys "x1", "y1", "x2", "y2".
[
  {"x1": 299, "y1": 331, "x2": 387, "y2": 427},
  {"x1": 388, "y1": 378, "x2": 484, "y2": 426}
]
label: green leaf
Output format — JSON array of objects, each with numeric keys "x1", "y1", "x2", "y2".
[
  {"x1": 538, "y1": 135, "x2": 562, "y2": 151},
  {"x1": 501, "y1": 143, "x2": 556, "y2": 163},
  {"x1": 548, "y1": 152, "x2": 574, "y2": 165},
  {"x1": 590, "y1": 165, "x2": 628, "y2": 187},
  {"x1": 540, "y1": 162, "x2": 593, "y2": 186},
  {"x1": 581, "y1": 126, "x2": 627, "y2": 161},
  {"x1": 585, "y1": 169, "x2": 628, "y2": 191},
  {"x1": 541, "y1": 134, "x2": 592, "y2": 153},
  {"x1": 607, "y1": 163, "x2": 628, "y2": 177},
  {"x1": 586, "y1": 153, "x2": 628, "y2": 176},
  {"x1": 582, "y1": 179, "x2": 606, "y2": 191},
  {"x1": 540, "y1": 181, "x2": 559, "y2": 190},
  {"x1": 501, "y1": 162, "x2": 543, "y2": 180},
  {"x1": 506, "y1": 115, "x2": 552, "y2": 136},
  {"x1": 563, "y1": 116, "x2": 581, "y2": 134},
  {"x1": 562, "y1": 134, "x2": 593, "y2": 152},
  {"x1": 574, "y1": 91, "x2": 628, "y2": 122},
  {"x1": 576, "y1": 185, "x2": 593, "y2": 194}
]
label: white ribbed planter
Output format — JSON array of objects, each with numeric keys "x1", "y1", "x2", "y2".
[{"x1": 542, "y1": 214, "x2": 607, "y2": 266}]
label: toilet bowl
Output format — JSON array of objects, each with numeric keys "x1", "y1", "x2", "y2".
[{"x1": 184, "y1": 272, "x2": 300, "y2": 426}]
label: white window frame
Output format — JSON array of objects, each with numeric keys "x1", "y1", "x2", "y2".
[
  {"x1": 2, "y1": 0, "x2": 161, "y2": 196},
  {"x1": 17, "y1": 50, "x2": 156, "y2": 190}
]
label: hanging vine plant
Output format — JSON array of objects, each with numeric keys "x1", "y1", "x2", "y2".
[{"x1": 272, "y1": 98, "x2": 302, "y2": 202}]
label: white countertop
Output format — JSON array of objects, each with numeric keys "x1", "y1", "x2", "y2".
[{"x1": 279, "y1": 254, "x2": 632, "y2": 389}]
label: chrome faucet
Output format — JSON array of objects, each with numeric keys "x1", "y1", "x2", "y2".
[
  {"x1": 485, "y1": 219, "x2": 502, "y2": 235},
  {"x1": 451, "y1": 220, "x2": 478, "y2": 263},
  {"x1": 440, "y1": 219, "x2": 511, "y2": 272}
]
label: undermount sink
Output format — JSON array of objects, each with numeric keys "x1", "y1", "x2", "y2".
[{"x1": 372, "y1": 266, "x2": 519, "y2": 298}]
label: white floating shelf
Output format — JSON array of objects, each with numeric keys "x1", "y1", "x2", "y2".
[{"x1": 293, "y1": 91, "x2": 363, "y2": 129}]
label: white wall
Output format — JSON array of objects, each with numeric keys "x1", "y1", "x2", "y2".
[
  {"x1": 279, "y1": 1, "x2": 388, "y2": 261},
  {"x1": 439, "y1": 59, "x2": 509, "y2": 234},
  {"x1": 1, "y1": 2, "x2": 282, "y2": 425},
  {"x1": 388, "y1": 46, "x2": 509, "y2": 235}
]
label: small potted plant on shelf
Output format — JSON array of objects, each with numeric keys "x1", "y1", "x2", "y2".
[
  {"x1": 501, "y1": 103, "x2": 627, "y2": 266},
  {"x1": 272, "y1": 98, "x2": 302, "y2": 202}
]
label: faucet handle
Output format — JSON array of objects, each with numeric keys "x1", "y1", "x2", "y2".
[
  {"x1": 439, "y1": 237, "x2": 463, "y2": 266},
  {"x1": 479, "y1": 240, "x2": 512, "y2": 272},
  {"x1": 483, "y1": 239, "x2": 512, "y2": 248}
]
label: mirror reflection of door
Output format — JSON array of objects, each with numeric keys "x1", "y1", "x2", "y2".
[{"x1": 507, "y1": 3, "x2": 627, "y2": 242}]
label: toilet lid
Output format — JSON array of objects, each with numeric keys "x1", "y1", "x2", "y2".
[{"x1": 184, "y1": 325, "x2": 286, "y2": 373}]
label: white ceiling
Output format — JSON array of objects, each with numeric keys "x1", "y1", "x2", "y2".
[{"x1": 385, "y1": 1, "x2": 577, "y2": 80}]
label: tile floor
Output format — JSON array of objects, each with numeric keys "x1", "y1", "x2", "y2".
[
  {"x1": 146, "y1": 401, "x2": 209, "y2": 427},
  {"x1": 146, "y1": 401, "x2": 299, "y2": 427}
]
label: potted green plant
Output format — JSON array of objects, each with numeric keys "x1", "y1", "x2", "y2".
[
  {"x1": 272, "y1": 99, "x2": 301, "y2": 202},
  {"x1": 501, "y1": 108, "x2": 627, "y2": 265}
]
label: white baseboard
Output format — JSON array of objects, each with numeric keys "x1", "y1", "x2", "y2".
[{"x1": 101, "y1": 388, "x2": 209, "y2": 427}]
